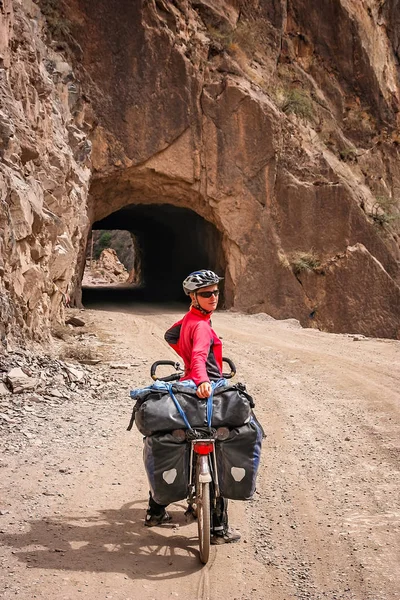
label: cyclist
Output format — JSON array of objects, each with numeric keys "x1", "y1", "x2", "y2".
[{"x1": 144, "y1": 269, "x2": 241, "y2": 544}]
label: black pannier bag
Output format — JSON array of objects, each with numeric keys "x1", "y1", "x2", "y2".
[
  {"x1": 131, "y1": 381, "x2": 254, "y2": 436},
  {"x1": 134, "y1": 386, "x2": 206, "y2": 436},
  {"x1": 143, "y1": 432, "x2": 190, "y2": 505},
  {"x1": 216, "y1": 417, "x2": 263, "y2": 500}
]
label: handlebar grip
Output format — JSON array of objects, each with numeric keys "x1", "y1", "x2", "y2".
[
  {"x1": 150, "y1": 360, "x2": 181, "y2": 381},
  {"x1": 222, "y1": 356, "x2": 236, "y2": 379},
  {"x1": 158, "y1": 373, "x2": 181, "y2": 382}
]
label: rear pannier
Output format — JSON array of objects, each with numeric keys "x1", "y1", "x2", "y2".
[
  {"x1": 216, "y1": 418, "x2": 263, "y2": 500},
  {"x1": 143, "y1": 432, "x2": 190, "y2": 505}
]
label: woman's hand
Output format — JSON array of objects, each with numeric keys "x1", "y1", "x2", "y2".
[{"x1": 196, "y1": 382, "x2": 212, "y2": 398}]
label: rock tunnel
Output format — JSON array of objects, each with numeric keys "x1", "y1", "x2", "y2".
[{"x1": 82, "y1": 202, "x2": 227, "y2": 307}]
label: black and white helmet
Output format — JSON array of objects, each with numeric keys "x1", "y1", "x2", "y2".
[{"x1": 182, "y1": 270, "x2": 223, "y2": 295}]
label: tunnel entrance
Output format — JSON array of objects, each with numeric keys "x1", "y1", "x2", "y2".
[
  {"x1": 82, "y1": 204, "x2": 226, "y2": 306},
  {"x1": 83, "y1": 229, "x2": 137, "y2": 287}
]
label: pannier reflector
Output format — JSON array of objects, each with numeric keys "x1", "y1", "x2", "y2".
[
  {"x1": 231, "y1": 467, "x2": 246, "y2": 482},
  {"x1": 162, "y1": 468, "x2": 177, "y2": 484}
]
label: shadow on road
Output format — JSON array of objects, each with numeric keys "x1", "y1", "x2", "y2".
[
  {"x1": 1, "y1": 501, "x2": 204, "y2": 579},
  {"x1": 82, "y1": 285, "x2": 186, "y2": 313}
]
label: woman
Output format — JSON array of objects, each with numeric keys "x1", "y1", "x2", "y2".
[{"x1": 145, "y1": 269, "x2": 241, "y2": 544}]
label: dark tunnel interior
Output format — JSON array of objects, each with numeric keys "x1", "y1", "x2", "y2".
[{"x1": 82, "y1": 204, "x2": 226, "y2": 307}]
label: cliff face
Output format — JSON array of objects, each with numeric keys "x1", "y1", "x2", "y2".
[
  {"x1": 1, "y1": 0, "x2": 399, "y2": 343},
  {"x1": 0, "y1": 0, "x2": 91, "y2": 345}
]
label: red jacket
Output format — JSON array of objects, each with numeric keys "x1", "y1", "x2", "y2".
[{"x1": 164, "y1": 306, "x2": 223, "y2": 385}]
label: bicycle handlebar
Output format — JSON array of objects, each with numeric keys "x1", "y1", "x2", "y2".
[
  {"x1": 222, "y1": 356, "x2": 236, "y2": 379},
  {"x1": 150, "y1": 357, "x2": 236, "y2": 382},
  {"x1": 150, "y1": 360, "x2": 182, "y2": 382}
]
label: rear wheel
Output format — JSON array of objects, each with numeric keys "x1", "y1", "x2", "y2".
[{"x1": 196, "y1": 470, "x2": 211, "y2": 564}]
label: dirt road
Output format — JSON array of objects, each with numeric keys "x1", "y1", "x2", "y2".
[{"x1": 0, "y1": 303, "x2": 399, "y2": 600}]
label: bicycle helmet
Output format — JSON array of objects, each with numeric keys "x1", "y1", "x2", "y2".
[{"x1": 182, "y1": 270, "x2": 223, "y2": 295}]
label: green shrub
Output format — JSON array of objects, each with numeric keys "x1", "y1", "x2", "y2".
[
  {"x1": 94, "y1": 231, "x2": 112, "y2": 258},
  {"x1": 339, "y1": 147, "x2": 358, "y2": 163},
  {"x1": 371, "y1": 212, "x2": 397, "y2": 227},
  {"x1": 280, "y1": 88, "x2": 314, "y2": 121},
  {"x1": 374, "y1": 196, "x2": 397, "y2": 212},
  {"x1": 369, "y1": 196, "x2": 400, "y2": 229},
  {"x1": 370, "y1": 196, "x2": 399, "y2": 229},
  {"x1": 206, "y1": 25, "x2": 234, "y2": 49}
]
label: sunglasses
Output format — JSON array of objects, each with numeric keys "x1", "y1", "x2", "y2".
[{"x1": 196, "y1": 290, "x2": 220, "y2": 298}]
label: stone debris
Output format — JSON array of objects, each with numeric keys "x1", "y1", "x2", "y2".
[
  {"x1": 82, "y1": 248, "x2": 129, "y2": 285},
  {"x1": 0, "y1": 348, "x2": 128, "y2": 453},
  {"x1": 64, "y1": 365, "x2": 86, "y2": 382},
  {"x1": 46, "y1": 389, "x2": 68, "y2": 398},
  {"x1": 78, "y1": 359, "x2": 101, "y2": 365},
  {"x1": 0, "y1": 382, "x2": 10, "y2": 396},
  {"x1": 65, "y1": 316, "x2": 86, "y2": 327},
  {"x1": 6, "y1": 367, "x2": 40, "y2": 394}
]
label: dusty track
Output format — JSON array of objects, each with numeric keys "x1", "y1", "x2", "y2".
[{"x1": 0, "y1": 303, "x2": 399, "y2": 600}]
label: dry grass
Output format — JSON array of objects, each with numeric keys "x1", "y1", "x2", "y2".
[
  {"x1": 207, "y1": 18, "x2": 268, "y2": 57},
  {"x1": 289, "y1": 251, "x2": 321, "y2": 275},
  {"x1": 51, "y1": 322, "x2": 90, "y2": 340},
  {"x1": 278, "y1": 251, "x2": 291, "y2": 269},
  {"x1": 58, "y1": 342, "x2": 97, "y2": 362}
]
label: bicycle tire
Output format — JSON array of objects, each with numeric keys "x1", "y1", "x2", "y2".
[{"x1": 196, "y1": 468, "x2": 211, "y2": 564}]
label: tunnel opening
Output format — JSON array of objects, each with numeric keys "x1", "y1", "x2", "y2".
[
  {"x1": 83, "y1": 229, "x2": 138, "y2": 286},
  {"x1": 82, "y1": 204, "x2": 226, "y2": 307}
]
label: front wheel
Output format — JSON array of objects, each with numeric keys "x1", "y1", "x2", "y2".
[{"x1": 197, "y1": 479, "x2": 211, "y2": 564}]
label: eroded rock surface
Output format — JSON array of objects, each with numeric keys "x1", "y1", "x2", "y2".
[
  {"x1": 1, "y1": 0, "x2": 400, "y2": 341},
  {"x1": 0, "y1": 0, "x2": 91, "y2": 345}
]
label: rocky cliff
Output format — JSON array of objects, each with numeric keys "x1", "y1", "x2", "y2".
[
  {"x1": 0, "y1": 0, "x2": 91, "y2": 346},
  {"x1": 1, "y1": 0, "x2": 399, "y2": 344}
]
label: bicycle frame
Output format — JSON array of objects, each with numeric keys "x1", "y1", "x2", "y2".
[{"x1": 185, "y1": 435, "x2": 221, "y2": 564}]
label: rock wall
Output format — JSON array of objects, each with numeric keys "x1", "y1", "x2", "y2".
[
  {"x1": 0, "y1": 0, "x2": 91, "y2": 346},
  {"x1": 67, "y1": 0, "x2": 400, "y2": 338},
  {"x1": 1, "y1": 0, "x2": 399, "y2": 342}
]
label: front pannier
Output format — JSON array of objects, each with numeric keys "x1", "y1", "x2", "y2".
[
  {"x1": 131, "y1": 381, "x2": 254, "y2": 436},
  {"x1": 216, "y1": 418, "x2": 263, "y2": 500},
  {"x1": 143, "y1": 432, "x2": 190, "y2": 505}
]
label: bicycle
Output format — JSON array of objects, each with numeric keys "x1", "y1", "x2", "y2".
[{"x1": 149, "y1": 357, "x2": 236, "y2": 564}]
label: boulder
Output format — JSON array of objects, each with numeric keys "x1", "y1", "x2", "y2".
[
  {"x1": 6, "y1": 367, "x2": 40, "y2": 393},
  {"x1": 298, "y1": 244, "x2": 400, "y2": 339}
]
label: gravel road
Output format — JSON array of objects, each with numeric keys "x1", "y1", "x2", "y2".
[{"x1": 0, "y1": 303, "x2": 399, "y2": 600}]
